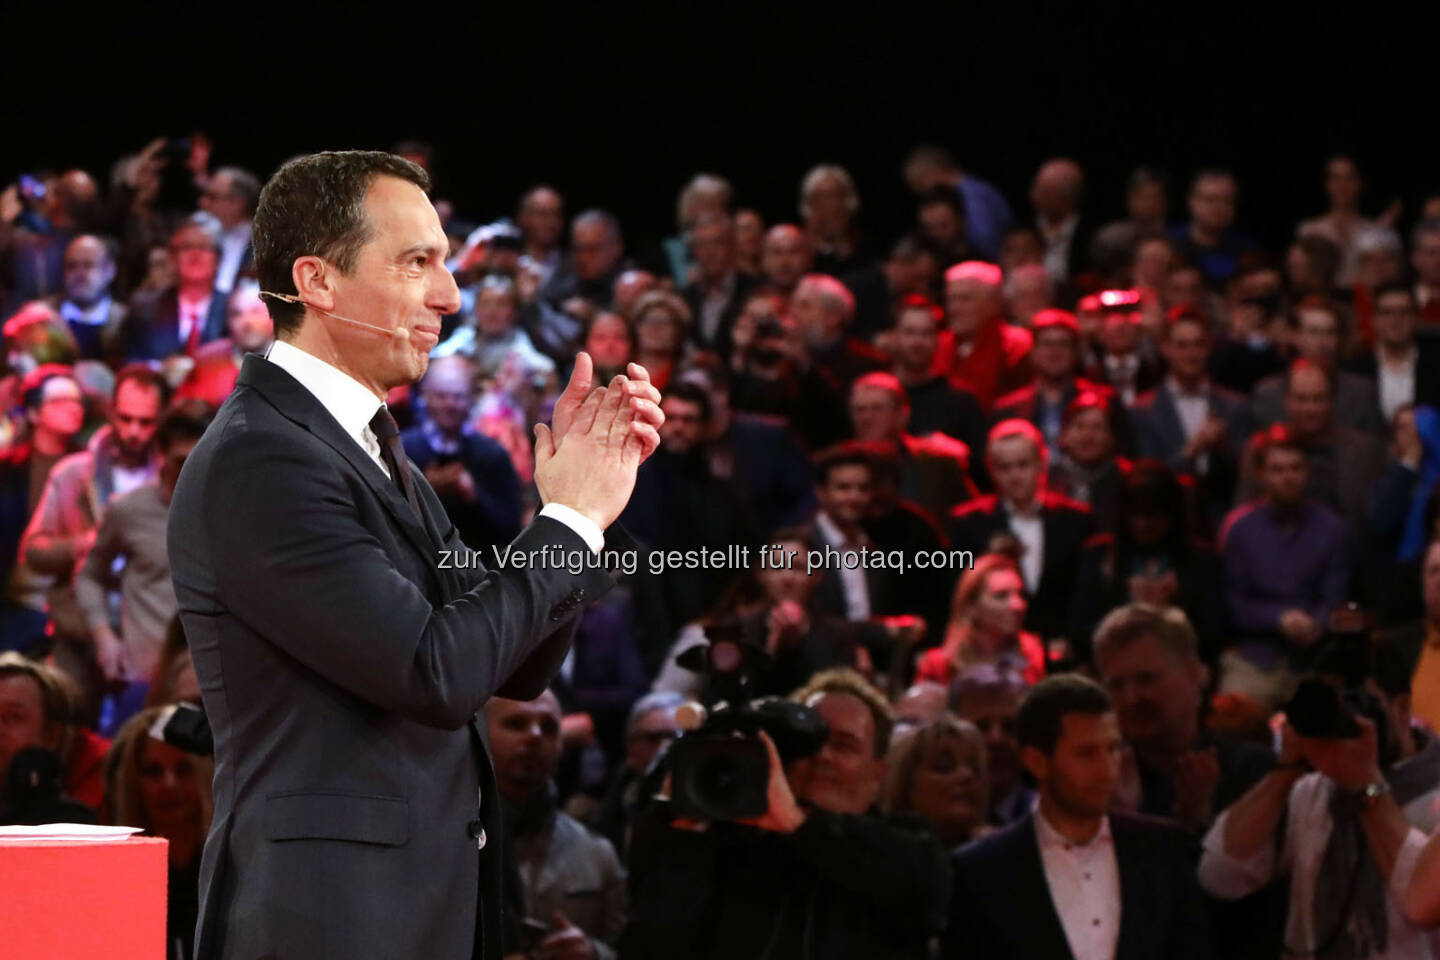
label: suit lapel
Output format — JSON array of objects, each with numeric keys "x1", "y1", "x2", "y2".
[
  {"x1": 1009, "y1": 815, "x2": 1077, "y2": 958},
  {"x1": 1155, "y1": 384, "x2": 1186, "y2": 452},
  {"x1": 1110, "y1": 817, "x2": 1146, "y2": 959},
  {"x1": 236, "y1": 356, "x2": 438, "y2": 561}
]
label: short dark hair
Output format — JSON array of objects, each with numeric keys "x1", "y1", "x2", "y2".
[
  {"x1": 1373, "y1": 282, "x2": 1417, "y2": 307},
  {"x1": 1016, "y1": 674, "x2": 1113, "y2": 756},
  {"x1": 813, "y1": 441, "x2": 875, "y2": 486},
  {"x1": 113, "y1": 362, "x2": 170, "y2": 407},
  {"x1": 252, "y1": 151, "x2": 431, "y2": 336},
  {"x1": 214, "y1": 166, "x2": 262, "y2": 217},
  {"x1": 662, "y1": 381, "x2": 711, "y2": 422},
  {"x1": 917, "y1": 184, "x2": 966, "y2": 219},
  {"x1": 155, "y1": 400, "x2": 213, "y2": 451}
]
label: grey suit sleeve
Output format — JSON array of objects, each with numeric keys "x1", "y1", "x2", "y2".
[{"x1": 192, "y1": 428, "x2": 617, "y2": 729}]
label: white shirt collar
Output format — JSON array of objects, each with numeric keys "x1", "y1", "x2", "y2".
[
  {"x1": 265, "y1": 338, "x2": 386, "y2": 443},
  {"x1": 1035, "y1": 807, "x2": 1112, "y2": 850},
  {"x1": 1166, "y1": 375, "x2": 1207, "y2": 399}
]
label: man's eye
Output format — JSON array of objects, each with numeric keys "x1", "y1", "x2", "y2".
[{"x1": 413, "y1": 257, "x2": 427, "y2": 267}]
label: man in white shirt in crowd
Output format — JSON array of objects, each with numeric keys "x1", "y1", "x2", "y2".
[
  {"x1": 944, "y1": 674, "x2": 1211, "y2": 959},
  {"x1": 1200, "y1": 639, "x2": 1440, "y2": 959},
  {"x1": 200, "y1": 166, "x2": 260, "y2": 295}
]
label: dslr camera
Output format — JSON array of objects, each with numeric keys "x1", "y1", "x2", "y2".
[
  {"x1": 1283, "y1": 605, "x2": 1394, "y2": 756},
  {"x1": 661, "y1": 617, "x2": 828, "y2": 821}
]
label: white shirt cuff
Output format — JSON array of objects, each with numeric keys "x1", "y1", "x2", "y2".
[{"x1": 538, "y1": 503, "x2": 604, "y2": 554}]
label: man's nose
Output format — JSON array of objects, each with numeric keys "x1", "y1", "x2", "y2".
[{"x1": 431, "y1": 269, "x2": 462, "y2": 315}]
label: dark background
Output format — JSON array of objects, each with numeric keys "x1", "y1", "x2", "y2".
[{"x1": 6, "y1": 3, "x2": 1437, "y2": 252}]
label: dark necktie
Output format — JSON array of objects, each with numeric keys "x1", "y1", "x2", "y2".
[{"x1": 369, "y1": 406, "x2": 421, "y2": 519}]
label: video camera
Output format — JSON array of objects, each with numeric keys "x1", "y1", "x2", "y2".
[{"x1": 661, "y1": 617, "x2": 828, "y2": 821}]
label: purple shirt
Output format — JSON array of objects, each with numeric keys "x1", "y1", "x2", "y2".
[{"x1": 1221, "y1": 499, "x2": 1351, "y2": 661}]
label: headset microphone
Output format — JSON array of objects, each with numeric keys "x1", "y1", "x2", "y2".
[{"x1": 259, "y1": 291, "x2": 411, "y2": 342}]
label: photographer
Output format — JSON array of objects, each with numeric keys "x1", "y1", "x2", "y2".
[
  {"x1": 1199, "y1": 639, "x2": 1440, "y2": 958},
  {"x1": 0, "y1": 651, "x2": 104, "y2": 825},
  {"x1": 621, "y1": 668, "x2": 950, "y2": 959}
]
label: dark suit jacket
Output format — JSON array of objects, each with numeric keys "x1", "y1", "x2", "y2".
[
  {"x1": 167, "y1": 355, "x2": 628, "y2": 960},
  {"x1": 44, "y1": 295, "x2": 128, "y2": 363},
  {"x1": 943, "y1": 812, "x2": 1212, "y2": 960},
  {"x1": 1129, "y1": 380, "x2": 1251, "y2": 529},
  {"x1": 681, "y1": 270, "x2": 756, "y2": 358},
  {"x1": 122, "y1": 286, "x2": 229, "y2": 360},
  {"x1": 1346, "y1": 342, "x2": 1440, "y2": 413},
  {"x1": 947, "y1": 491, "x2": 1093, "y2": 639}
]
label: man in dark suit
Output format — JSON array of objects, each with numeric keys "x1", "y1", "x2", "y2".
[
  {"x1": 948, "y1": 419, "x2": 1092, "y2": 641},
  {"x1": 121, "y1": 214, "x2": 229, "y2": 362},
  {"x1": 1129, "y1": 307, "x2": 1251, "y2": 530},
  {"x1": 1345, "y1": 283, "x2": 1440, "y2": 422},
  {"x1": 46, "y1": 234, "x2": 127, "y2": 362},
  {"x1": 1249, "y1": 299, "x2": 1385, "y2": 437},
  {"x1": 1081, "y1": 289, "x2": 1163, "y2": 407},
  {"x1": 680, "y1": 212, "x2": 754, "y2": 359},
  {"x1": 943, "y1": 674, "x2": 1212, "y2": 960},
  {"x1": 166, "y1": 152, "x2": 663, "y2": 960},
  {"x1": 993, "y1": 308, "x2": 1112, "y2": 460}
]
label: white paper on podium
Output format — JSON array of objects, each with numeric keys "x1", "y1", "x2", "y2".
[{"x1": 0, "y1": 823, "x2": 143, "y2": 842}]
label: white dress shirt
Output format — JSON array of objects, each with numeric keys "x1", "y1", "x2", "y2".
[
  {"x1": 216, "y1": 221, "x2": 253, "y2": 295},
  {"x1": 265, "y1": 339, "x2": 602, "y2": 551},
  {"x1": 814, "y1": 510, "x2": 871, "y2": 620},
  {"x1": 1034, "y1": 810, "x2": 1121, "y2": 960},
  {"x1": 1378, "y1": 348, "x2": 1418, "y2": 424},
  {"x1": 1199, "y1": 772, "x2": 1440, "y2": 960},
  {"x1": 1005, "y1": 500, "x2": 1044, "y2": 593},
  {"x1": 1039, "y1": 214, "x2": 1080, "y2": 285}
]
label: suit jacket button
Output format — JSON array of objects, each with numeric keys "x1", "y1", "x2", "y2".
[{"x1": 476, "y1": 828, "x2": 487, "y2": 850}]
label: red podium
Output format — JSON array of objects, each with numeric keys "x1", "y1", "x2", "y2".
[{"x1": 0, "y1": 835, "x2": 168, "y2": 959}]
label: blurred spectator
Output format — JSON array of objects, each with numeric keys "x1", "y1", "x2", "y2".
[
  {"x1": 1091, "y1": 166, "x2": 1172, "y2": 284},
  {"x1": 801, "y1": 164, "x2": 873, "y2": 277},
  {"x1": 1208, "y1": 265, "x2": 1288, "y2": 395},
  {"x1": 1251, "y1": 299, "x2": 1385, "y2": 436},
  {"x1": 175, "y1": 280, "x2": 273, "y2": 407},
  {"x1": 76, "y1": 401, "x2": 210, "y2": 716},
  {"x1": 198, "y1": 166, "x2": 259, "y2": 295},
  {"x1": 993, "y1": 307, "x2": 1110, "y2": 461},
  {"x1": 847, "y1": 234, "x2": 940, "y2": 342},
  {"x1": 893, "y1": 680, "x2": 949, "y2": 733},
  {"x1": 583, "y1": 310, "x2": 633, "y2": 384},
  {"x1": 433, "y1": 273, "x2": 555, "y2": 384},
  {"x1": 1130, "y1": 306, "x2": 1251, "y2": 529},
  {"x1": 1347, "y1": 284, "x2": 1440, "y2": 422},
  {"x1": 680, "y1": 361, "x2": 814, "y2": 535},
  {"x1": 886, "y1": 296, "x2": 988, "y2": 463},
  {"x1": 681, "y1": 212, "x2": 755, "y2": 359},
  {"x1": 516, "y1": 185, "x2": 566, "y2": 291},
  {"x1": 881, "y1": 713, "x2": 989, "y2": 848},
  {"x1": 1412, "y1": 218, "x2": 1440, "y2": 325},
  {"x1": 1286, "y1": 233, "x2": 1343, "y2": 306},
  {"x1": 793, "y1": 273, "x2": 886, "y2": 392},
  {"x1": 1082, "y1": 289, "x2": 1162, "y2": 406},
  {"x1": 1069, "y1": 460, "x2": 1224, "y2": 661},
  {"x1": 807, "y1": 443, "x2": 887, "y2": 622},
  {"x1": 663, "y1": 173, "x2": 733, "y2": 287},
  {"x1": 916, "y1": 553, "x2": 1043, "y2": 687},
  {"x1": 145, "y1": 617, "x2": 201, "y2": 707},
  {"x1": 1297, "y1": 155, "x2": 1401, "y2": 287},
  {"x1": 931, "y1": 261, "x2": 1033, "y2": 410},
  {"x1": 903, "y1": 144, "x2": 1014, "y2": 261},
  {"x1": 760, "y1": 223, "x2": 813, "y2": 302},
  {"x1": 401, "y1": 355, "x2": 522, "y2": 557},
  {"x1": 528, "y1": 209, "x2": 628, "y2": 360},
  {"x1": 21, "y1": 363, "x2": 165, "y2": 722},
  {"x1": 1169, "y1": 168, "x2": 1258, "y2": 290},
  {"x1": 624, "y1": 667, "x2": 951, "y2": 959},
  {"x1": 733, "y1": 208, "x2": 765, "y2": 276},
  {"x1": 948, "y1": 663, "x2": 1032, "y2": 826},
  {"x1": 947, "y1": 419, "x2": 1093, "y2": 640},
  {"x1": 1219, "y1": 426, "x2": 1352, "y2": 712},
  {"x1": 0, "y1": 651, "x2": 103, "y2": 825},
  {"x1": 593, "y1": 691, "x2": 685, "y2": 857},
  {"x1": 486, "y1": 690, "x2": 627, "y2": 960},
  {"x1": 1029, "y1": 158, "x2": 1093, "y2": 289},
  {"x1": 914, "y1": 185, "x2": 973, "y2": 268},
  {"x1": 105, "y1": 705, "x2": 214, "y2": 960},
  {"x1": 944, "y1": 674, "x2": 1212, "y2": 959},
  {"x1": 848, "y1": 372, "x2": 977, "y2": 524},
  {"x1": 1047, "y1": 390, "x2": 1127, "y2": 534},
  {"x1": 728, "y1": 290, "x2": 848, "y2": 449},
  {"x1": 998, "y1": 224, "x2": 1045, "y2": 276},
  {"x1": 630, "y1": 289, "x2": 692, "y2": 391},
  {"x1": 1239, "y1": 360, "x2": 1388, "y2": 536},
  {"x1": 120, "y1": 213, "x2": 228, "y2": 371},
  {"x1": 1004, "y1": 262, "x2": 1054, "y2": 328},
  {"x1": 611, "y1": 269, "x2": 656, "y2": 322},
  {"x1": 1, "y1": 366, "x2": 84, "y2": 652},
  {"x1": 48, "y1": 235, "x2": 127, "y2": 362}
]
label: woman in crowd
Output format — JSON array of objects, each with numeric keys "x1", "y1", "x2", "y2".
[
  {"x1": 914, "y1": 553, "x2": 1044, "y2": 687},
  {"x1": 106, "y1": 704, "x2": 214, "y2": 960},
  {"x1": 880, "y1": 713, "x2": 990, "y2": 849},
  {"x1": 583, "y1": 309, "x2": 634, "y2": 384},
  {"x1": 630, "y1": 290, "x2": 691, "y2": 391}
]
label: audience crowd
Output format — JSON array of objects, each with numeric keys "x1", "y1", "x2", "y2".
[{"x1": 6, "y1": 137, "x2": 1440, "y2": 958}]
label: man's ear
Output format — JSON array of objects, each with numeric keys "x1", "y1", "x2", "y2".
[
  {"x1": 292, "y1": 255, "x2": 336, "y2": 310},
  {"x1": 1019, "y1": 745, "x2": 1048, "y2": 784}
]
